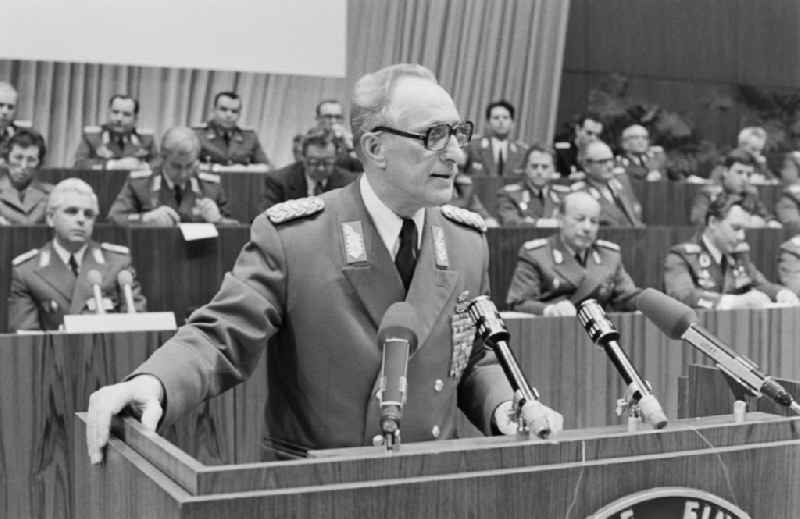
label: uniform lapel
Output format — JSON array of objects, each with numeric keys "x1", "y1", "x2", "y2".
[
  {"x1": 698, "y1": 235, "x2": 725, "y2": 290},
  {"x1": 550, "y1": 236, "x2": 586, "y2": 288},
  {"x1": 571, "y1": 246, "x2": 614, "y2": 303},
  {"x1": 0, "y1": 187, "x2": 23, "y2": 212},
  {"x1": 33, "y1": 242, "x2": 74, "y2": 308}
]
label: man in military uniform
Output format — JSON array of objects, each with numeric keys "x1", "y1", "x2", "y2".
[
  {"x1": 194, "y1": 91, "x2": 272, "y2": 172},
  {"x1": 506, "y1": 191, "x2": 641, "y2": 315},
  {"x1": 571, "y1": 141, "x2": 644, "y2": 227},
  {"x1": 664, "y1": 193, "x2": 797, "y2": 310},
  {"x1": 778, "y1": 235, "x2": 800, "y2": 295},
  {"x1": 0, "y1": 81, "x2": 34, "y2": 160},
  {"x1": 774, "y1": 152, "x2": 800, "y2": 233},
  {"x1": 496, "y1": 145, "x2": 567, "y2": 226},
  {"x1": 9, "y1": 178, "x2": 146, "y2": 331},
  {"x1": 0, "y1": 129, "x2": 51, "y2": 225},
  {"x1": 86, "y1": 63, "x2": 563, "y2": 464},
  {"x1": 690, "y1": 150, "x2": 779, "y2": 227},
  {"x1": 554, "y1": 113, "x2": 603, "y2": 178},
  {"x1": 462, "y1": 100, "x2": 528, "y2": 176},
  {"x1": 73, "y1": 94, "x2": 157, "y2": 170},
  {"x1": 736, "y1": 126, "x2": 775, "y2": 183},
  {"x1": 616, "y1": 124, "x2": 662, "y2": 181},
  {"x1": 314, "y1": 99, "x2": 363, "y2": 172},
  {"x1": 107, "y1": 126, "x2": 235, "y2": 226}
]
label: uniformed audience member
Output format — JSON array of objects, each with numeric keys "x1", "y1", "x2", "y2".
[
  {"x1": 73, "y1": 94, "x2": 157, "y2": 170},
  {"x1": 571, "y1": 141, "x2": 644, "y2": 227},
  {"x1": 778, "y1": 235, "x2": 800, "y2": 296},
  {"x1": 774, "y1": 151, "x2": 800, "y2": 233},
  {"x1": 107, "y1": 126, "x2": 235, "y2": 226},
  {"x1": 0, "y1": 81, "x2": 33, "y2": 160},
  {"x1": 496, "y1": 144, "x2": 567, "y2": 226},
  {"x1": 617, "y1": 124, "x2": 662, "y2": 181},
  {"x1": 86, "y1": 63, "x2": 563, "y2": 464},
  {"x1": 194, "y1": 91, "x2": 272, "y2": 172},
  {"x1": 506, "y1": 191, "x2": 641, "y2": 316},
  {"x1": 0, "y1": 129, "x2": 51, "y2": 225},
  {"x1": 664, "y1": 193, "x2": 798, "y2": 310},
  {"x1": 314, "y1": 99, "x2": 363, "y2": 172},
  {"x1": 554, "y1": 112, "x2": 602, "y2": 178},
  {"x1": 462, "y1": 100, "x2": 528, "y2": 176},
  {"x1": 8, "y1": 178, "x2": 146, "y2": 331}
]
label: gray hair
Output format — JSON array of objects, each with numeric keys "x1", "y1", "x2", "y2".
[
  {"x1": 47, "y1": 177, "x2": 99, "y2": 215},
  {"x1": 161, "y1": 126, "x2": 201, "y2": 156},
  {"x1": 738, "y1": 126, "x2": 767, "y2": 146},
  {"x1": 0, "y1": 81, "x2": 18, "y2": 98},
  {"x1": 350, "y1": 63, "x2": 437, "y2": 159}
]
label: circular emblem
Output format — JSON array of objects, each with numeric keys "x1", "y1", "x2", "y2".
[
  {"x1": 589, "y1": 487, "x2": 750, "y2": 519},
  {"x1": 699, "y1": 253, "x2": 711, "y2": 268}
]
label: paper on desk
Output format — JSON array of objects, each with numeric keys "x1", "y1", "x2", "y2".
[
  {"x1": 535, "y1": 218, "x2": 560, "y2": 227},
  {"x1": 179, "y1": 223, "x2": 219, "y2": 241}
]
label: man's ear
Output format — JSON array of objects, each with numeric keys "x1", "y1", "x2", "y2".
[{"x1": 361, "y1": 132, "x2": 386, "y2": 168}]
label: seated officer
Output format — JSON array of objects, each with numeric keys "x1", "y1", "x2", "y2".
[
  {"x1": 690, "y1": 150, "x2": 779, "y2": 227},
  {"x1": 774, "y1": 152, "x2": 800, "y2": 233},
  {"x1": 0, "y1": 81, "x2": 33, "y2": 160},
  {"x1": 73, "y1": 94, "x2": 157, "y2": 170},
  {"x1": 0, "y1": 129, "x2": 51, "y2": 225},
  {"x1": 570, "y1": 140, "x2": 644, "y2": 227},
  {"x1": 778, "y1": 235, "x2": 800, "y2": 296},
  {"x1": 461, "y1": 100, "x2": 528, "y2": 176},
  {"x1": 194, "y1": 91, "x2": 272, "y2": 172},
  {"x1": 554, "y1": 112, "x2": 602, "y2": 178},
  {"x1": 506, "y1": 191, "x2": 641, "y2": 316},
  {"x1": 616, "y1": 124, "x2": 662, "y2": 181},
  {"x1": 107, "y1": 126, "x2": 235, "y2": 226},
  {"x1": 665, "y1": 193, "x2": 798, "y2": 310},
  {"x1": 496, "y1": 144, "x2": 568, "y2": 226},
  {"x1": 9, "y1": 178, "x2": 146, "y2": 331}
]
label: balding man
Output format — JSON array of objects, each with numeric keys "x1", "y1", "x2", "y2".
[
  {"x1": 506, "y1": 191, "x2": 641, "y2": 316},
  {"x1": 107, "y1": 126, "x2": 235, "y2": 226},
  {"x1": 617, "y1": 124, "x2": 662, "y2": 181},
  {"x1": 0, "y1": 82, "x2": 33, "y2": 159},
  {"x1": 86, "y1": 63, "x2": 562, "y2": 464},
  {"x1": 570, "y1": 141, "x2": 644, "y2": 227}
]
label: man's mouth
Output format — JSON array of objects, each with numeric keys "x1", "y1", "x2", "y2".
[{"x1": 430, "y1": 172, "x2": 452, "y2": 179}]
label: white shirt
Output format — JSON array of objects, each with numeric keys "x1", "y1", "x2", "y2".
[
  {"x1": 305, "y1": 174, "x2": 327, "y2": 197},
  {"x1": 491, "y1": 137, "x2": 508, "y2": 164},
  {"x1": 52, "y1": 239, "x2": 87, "y2": 270},
  {"x1": 359, "y1": 175, "x2": 424, "y2": 260}
]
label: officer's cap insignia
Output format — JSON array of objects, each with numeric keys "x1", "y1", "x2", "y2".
[
  {"x1": 129, "y1": 169, "x2": 151, "y2": 179},
  {"x1": 12, "y1": 248, "x2": 38, "y2": 266},
  {"x1": 523, "y1": 238, "x2": 546, "y2": 250},
  {"x1": 682, "y1": 243, "x2": 701, "y2": 253},
  {"x1": 266, "y1": 196, "x2": 325, "y2": 224},
  {"x1": 595, "y1": 240, "x2": 620, "y2": 251},
  {"x1": 440, "y1": 205, "x2": 486, "y2": 232},
  {"x1": 503, "y1": 183, "x2": 521, "y2": 192},
  {"x1": 554, "y1": 141, "x2": 571, "y2": 150},
  {"x1": 101, "y1": 242, "x2": 130, "y2": 255},
  {"x1": 699, "y1": 253, "x2": 711, "y2": 268},
  {"x1": 83, "y1": 125, "x2": 101, "y2": 133}
]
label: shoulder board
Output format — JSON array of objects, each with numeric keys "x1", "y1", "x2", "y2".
[
  {"x1": 238, "y1": 127, "x2": 255, "y2": 133},
  {"x1": 551, "y1": 184, "x2": 570, "y2": 192},
  {"x1": 198, "y1": 172, "x2": 221, "y2": 183},
  {"x1": 523, "y1": 238, "x2": 547, "y2": 250},
  {"x1": 192, "y1": 123, "x2": 208, "y2": 129},
  {"x1": 792, "y1": 236, "x2": 800, "y2": 247},
  {"x1": 266, "y1": 196, "x2": 325, "y2": 224},
  {"x1": 14, "y1": 120, "x2": 32, "y2": 128},
  {"x1": 682, "y1": 243, "x2": 702, "y2": 254},
  {"x1": 734, "y1": 242, "x2": 750, "y2": 253},
  {"x1": 612, "y1": 166, "x2": 626, "y2": 175},
  {"x1": 454, "y1": 174, "x2": 472, "y2": 185},
  {"x1": 101, "y1": 242, "x2": 130, "y2": 255},
  {"x1": 12, "y1": 248, "x2": 38, "y2": 266},
  {"x1": 137, "y1": 128, "x2": 153, "y2": 135},
  {"x1": 787, "y1": 184, "x2": 800, "y2": 195},
  {"x1": 595, "y1": 240, "x2": 620, "y2": 251},
  {"x1": 129, "y1": 169, "x2": 151, "y2": 179},
  {"x1": 554, "y1": 141, "x2": 571, "y2": 150},
  {"x1": 503, "y1": 183, "x2": 522, "y2": 192},
  {"x1": 514, "y1": 140, "x2": 528, "y2": 149},
  {"x1": 83, "y1": 125, "x2": 101, "y2": 133},
  {"x1": 570, "y1": 181, "x2": 586, "y2": 191},
  {"x1": 440, "y1": 205, "x2": 487, "y2": 233}
]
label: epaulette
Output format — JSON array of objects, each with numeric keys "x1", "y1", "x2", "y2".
[
  {"x1": 266, "y1": 196, "x2": 325, "y2": 224},
  {"x1": 570, "y1": 181, "x2": 586, "y2": 191},
  {"x1": 101, "y1": 242, "x2": 130, "y2": 255},
  {"x1": 551, "y1": 184, "x2": 570, "y2": 192},
  {"x1": 682, "y1": 243, "x2": 701, "y2": 254},
  {"x1": 733, "y1": 242, "x2": 750, "y2": 253},
  {"x1": 12, "y1": 248, "x2": 38, "y2": 266},
  {"x1": 14, "y1": 120, "x2": 32, "y2": 128},
  {"x1": 503, "y1": 183, "x2": 522, "y2": 192},
  {"x1": 440, "y1": 205, "x2": 487, "y2": 233},
  {"x1": 192, "y1": 123, "x2": 208, "y2": 129},
  {"x1": 83, "y1": 125, "x2": 101, "y2": 133},
  {"x1": 129, "y1": 169, "x2": 151, "y2": 179},
  {"x1": 554, "y1": 141, "x2": 571, "y2": 150},
  {"x1": 137, "y1": 128, "x2": 153, "y2": 135},
  {"x1": 792, "y1": 235, "x2": 800, "y2": 246},
  {"x1": 595, "y1": 239, "x2": 620, "y2": 251},
  {"x1": 198, "y1": 172, "x2": 221, "y2": 184},
  {"x1": 523, "y1": 238, "x2": 547, "y2": 250},
  {"x1": 454, "y1": 174, "x2": 472, "y2": 185}
]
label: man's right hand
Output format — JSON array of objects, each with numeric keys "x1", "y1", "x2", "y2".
[
  {"x1": 86, "y1": 375, "x2": 164, "y2": 464},
  {"x1": 543, "y1": 300, "x2": 577, "y2": 317},
  {"x1": 141, "y1": 206, "x2": 180, "y2": 226}
]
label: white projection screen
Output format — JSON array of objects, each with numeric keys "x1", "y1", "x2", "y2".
[{"x1": 0, "y1": 0, "x2": 346, "y2": 77}]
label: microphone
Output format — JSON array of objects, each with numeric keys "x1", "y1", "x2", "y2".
[
  {"x1": 467, "y1": 295, "x2": 552, "y2": 438},
  {"x1": 87, "y1": 270, "x2": 106, "y2": 314},
  {"x1": 116, "y1": 270, "x2": 137, "y2": 313},
  {"x1": 376, "y1": 302, "x2": 419, "y2": 450},
  {"x1": 577, "y1": 300, "x2": 668, "y2": 429},
  {"x1": 637, "y1": 288, "x2": 800, "y2": 415}
]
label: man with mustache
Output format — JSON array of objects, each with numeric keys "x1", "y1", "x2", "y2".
[{"x1": 0, "y1": 129, "x2": 52, "y2": 225}]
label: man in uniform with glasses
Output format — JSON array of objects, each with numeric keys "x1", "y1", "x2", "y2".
[
  {"x1": 260, "y1": 127, "x2": 357, "y2": 212},
  {"x1": 8, "y1": 178, "x2": 146, "y2": 331},
  {"x1": 86, "y1": 63, "x2": 563, "y2": 463}
]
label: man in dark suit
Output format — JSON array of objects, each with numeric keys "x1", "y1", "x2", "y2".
[
  {"x1": 9, "y1": 178, "x2": 146, "y2": 331},
  {"x1": 0, "y1": 129, "x2": 52, "y2": 225},
  {"x1": 554, "y1": 113, "x2": 603, "y2": 178},
  {"x1": 462, "y1": 100, "x2": 528, "y2": 176},
  {"x1": 260, "y1": 128, "x2": 357, "y2": 212},
  {"x1": 86, "y1": 63, "x2": 562, "y2": 464},
  {"x1": 314, "y1": 99, "x2": 363, "y2": 172}
]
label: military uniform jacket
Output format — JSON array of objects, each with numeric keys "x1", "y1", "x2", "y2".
[
  {"x1": 777, "y1": 235, "x2": 800, "y2": 295},
  {"x1": 617, "y1": 153, "x2": 650, "y2": 181},
  {"x1": 8, "y1": 241, "x2": 146, "y2": 331},
  {"x1": 132, "y1": 180, "x2": 512, "y2": 454},
  {"x1": 194, "y1": 121, "x2": 271, "y2": 167},
  {"x1": 775, "y1": 183, "x2": 800, "y2": 234},
  {"x1": 505, "y1": 234, "x2": 641, "y2": 314},
  {"x1": 0, "y1": 172, "x2": 52, "y2": 224},
  {"x1": 107, "y1": 168, "x2": 233, "y2": 225},
  {"x1": 689, "y1": 184, "x2": 774, "y2": 227},
  {"x1": 571, "y1": 174, "x2": 644, "y2": 227},
  {"x1": 463, "y1": 136, "x2": 527, "y2": 176},
  {"x1": 260, "y1": 161, "x2": 358, "y2": 212},
  {"x1": 663, "y1": 233, "x2": 783, "y2": 309},
  {"x1": 73, "y1": 124, "x2": 157, "y2": 169},
  {"x1": 496, "y1": 182, "x2": 568, "y2": 226}
]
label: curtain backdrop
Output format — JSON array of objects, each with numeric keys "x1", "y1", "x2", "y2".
[{"x1": 0, "y1": 0, "x2": 568, "y2": 167}]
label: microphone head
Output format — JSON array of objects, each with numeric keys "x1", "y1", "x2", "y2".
[
  {"x1": 378, "y1": 302, "x2": 420, "y2": 352},
  {"x1": 637, "y1": 288, "x2": 698, "y2": 340},
  {"x1": 117, "y1": 270, "x2": 133, "y2": 287},
  {"x1": 87, "y1": 269, "x2": 103, "y2": 286}
]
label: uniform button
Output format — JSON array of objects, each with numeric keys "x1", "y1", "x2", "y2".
[
  {"x1": 433, "y1": 379, "x2": 444, "y2": 392},
  {"x1": 431, "y1": 425, "x2": 440, "y2": 439}
]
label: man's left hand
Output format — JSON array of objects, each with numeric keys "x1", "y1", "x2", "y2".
[{"x1": 195, "y1": 198, "x2": 222, "y2": 223}]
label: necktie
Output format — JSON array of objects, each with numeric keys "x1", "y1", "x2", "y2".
[
  {"x1": 68, "y1": 254, "x2": 79, "y2": 277},
  {"x1": 497, "y1": 147, "x2": 505, "y2": 176},
  {"x1": 574, "y1": 252, "x2": 586, "y2": 267},
  {"x1": 174, "y1": 185, "x2": 183, "y2": 206},
  {"x1": 223, "y1": 131, "x2": 231, "y2": 147},
  {"x1": 395, "y1": 218, "x2": 418, "y2": 292},
  {"x1": 313, "y1": 181, "x2": 324, "y2": 196}
]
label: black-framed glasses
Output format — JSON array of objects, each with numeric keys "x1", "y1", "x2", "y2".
[
  {"x1": 585, "y1": 157, "x2": 614, "y2": 166},
  {"x1": 304, "y1": 157, "x2": 337, "y2": 168},
  {"x1": 372, "y1": 121, "x2": 474, "y2": 151}
]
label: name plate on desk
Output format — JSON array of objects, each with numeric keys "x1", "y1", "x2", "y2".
[
  {"x1": 179, "y1": 223, "x2": 219, "y2": 241},
  {"x1": 63, "y1": 312, "x2": 176, "y2": 333}
]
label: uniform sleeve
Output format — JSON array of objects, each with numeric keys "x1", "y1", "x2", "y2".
[
  {"x1": 107, "y1": 180, "x2": 143, "y2": 225},
  {"x1": 778, "y1": 249, "x2": 800, "y2": 295},
  {"x1": 505, "y1": 251, "x2": 549, "y2": 315},
  {"x1": 689, "y1": 192, "x2": 710, "y2": 227},
  {"x1": 8, "y1": 268, "x2": 40, "y2": 331},
  {"x1": 663, "y1": 251, "x2": 721, "y2": 309},
  {"x1": 744, "y1": 259, "x2": 783, "y2": 299},
  {"x1": 260, "y1": 172, "x2": 286, "y2": 213},
  {"x1": 130, "y1": 214, "x2": 288, "y2": 426},
  {"x1": 496, "y1": 190, "x2": 521, "y2": 226},
  {"x1": 74, "y1": 135, "x2": 106, "y2": 169},
  {"x1": 608, "y1": 261, "x2": 642, "y2": 311}
]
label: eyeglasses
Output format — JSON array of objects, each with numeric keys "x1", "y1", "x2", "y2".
[
  {"x1": 372, "y1": 121, "x2": 474, "y2": 152},
  {"x1": 320, "y1": 113, "x2": 344, "y2": 120},
  {"x1": 305, "y1": 158, "x2": 336, "y2": 168}
]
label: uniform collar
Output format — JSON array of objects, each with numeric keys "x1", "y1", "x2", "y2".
[
  {"x1": 52, "y1": 239, "x2": 88, "y2": 268},
  {"x1": 359, "y1": 174, "x2": 424, "y2": 259},
  {"x1": 701, "y1": 233, "x2": 723, "y2": 264}
]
